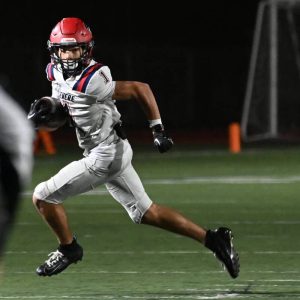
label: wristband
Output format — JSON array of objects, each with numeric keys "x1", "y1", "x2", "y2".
[{"x1": 148, "y1": 118, "x2": 162, "y2": 128}]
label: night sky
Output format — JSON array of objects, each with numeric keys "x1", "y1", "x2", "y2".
[{"x1": 0, "y1": 0, "x2": 261, "y2": 131}]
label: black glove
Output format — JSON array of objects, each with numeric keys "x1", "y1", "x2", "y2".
[
  {"x1": 152, "y1": 124, "x2": 174, "y2": 153},
  {"x1": 27, "y1": 98, "x2": 53, "y2": 127},
  {"x1": 27, "y1": 97, "x2": 68, "y2": 129}
]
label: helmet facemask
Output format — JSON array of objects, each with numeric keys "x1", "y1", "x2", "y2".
[{"x1": 48, "y1": 41, "x2": 94, "y2": 77}]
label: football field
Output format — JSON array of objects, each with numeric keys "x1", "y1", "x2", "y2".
[{"x1": 1, "y1": 144, "x2": 300, "y2": 299}]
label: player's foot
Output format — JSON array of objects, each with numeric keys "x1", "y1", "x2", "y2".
[
  {"x1": 205, "y1": 227, "x2": 240, "y2": 278},
  {"x1": 36, "y1": 237, "x2": 83, "y2": 276}
]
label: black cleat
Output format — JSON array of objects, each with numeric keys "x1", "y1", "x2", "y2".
[
  {"x1": 36, "y1": 239, "x2": 83, "y2": 277},
  {"x1": 205, "y1": 227, "x2": 240, "y2": 279}
]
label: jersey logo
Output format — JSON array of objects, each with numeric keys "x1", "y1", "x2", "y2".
[
  {"x1": 72, "y1": 63, "x2": 103, "y2": 93},
  {"x1": 46, "y1": 63, "x2": 55, "y2": 81},
  {"x1": 60, "y1": 92, "x2": 75, "y2": 102}
]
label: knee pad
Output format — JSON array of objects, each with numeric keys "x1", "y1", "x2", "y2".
[
  {"x1": 126, "y1": 200, "x2": 152, "y2": 224},
  {"x1": 33, "y1": 182, "x2": 46, "y2": 200},
  {"x1": 33, "y1": 181, "x2": 62, "y2": 204},
  {"x1": 127, "y1": 206, "x2": 144, "y2": 224}
]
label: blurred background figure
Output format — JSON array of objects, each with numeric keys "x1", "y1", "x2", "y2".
[{"x1": 0, "y1": 84, "x2": 34, "y2": 262}]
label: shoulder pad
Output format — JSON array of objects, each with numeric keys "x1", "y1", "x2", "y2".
[{"x1": 46, "y1": 63, "x2": 56, "y2": 81}]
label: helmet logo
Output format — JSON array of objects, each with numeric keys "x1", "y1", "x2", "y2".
[{"x1": 61, "y1": 38, "x2": 77, "y2": 43}]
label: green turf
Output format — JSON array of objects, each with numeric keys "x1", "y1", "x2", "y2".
[{"x1": 1, "y1": 145, "x2": 300, "y2": 299}]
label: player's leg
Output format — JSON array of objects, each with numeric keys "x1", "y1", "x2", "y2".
[
  {"x1": 106, "y1": 152, "x2": 239, "y2": 278},
  {"x1": 33, "y1": 140, "x2": 130, "y2": 276},
  {"x1": 32, "y1": 198, "x2": 73, "y2": 245},
  {"x1": 32, "y1": 159, "x2": 90, "y2": 276},
  {"x1": 106, "y1": 162, "x2": 206, "y2": 242},
  {"x1": 105, "y1": 140, "x2": 207, "y2": 240},
  {"x1": 142, "y1": 203, "x2": 239, "y2": 278},
  {"x1": 33, "y1": 157, "x2": 113, "y2": 276},
  {"x1": 33, "y1": 159, "x2": 97, "y2": 244},
  {"x1": 141, "y1": 203, "x2": 206, "y2": 242}
]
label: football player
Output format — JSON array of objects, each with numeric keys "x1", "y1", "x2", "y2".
[{"x1": 28, "y1": 17, "x2": 239, "y2": 278}]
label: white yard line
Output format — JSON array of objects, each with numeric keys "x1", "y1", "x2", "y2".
[
  {"x1": 5, "y1": 250, "x2": 300, "y2": 256},
  {"x1": 2, "y1": 270, "x2": 300, "y2": 276},
  {"x1": 22, "y1": 175, "x2": 300, "y2": 197},
  {"x1": 144, "y1": 176, "x2": 300, "y2": 185},
  {"x1": 0, "y1": 296, "x2": 242, "y2": 300},
  {"x1": 4, "y1": 249, "x2": 300, "y2": 255}
]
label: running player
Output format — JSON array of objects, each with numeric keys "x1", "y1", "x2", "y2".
[{"x1": 28, "y1": 17, "x2": 239, "y2": 279}]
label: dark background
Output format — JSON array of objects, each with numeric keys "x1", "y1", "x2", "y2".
[{"x1": 0, "y1": 0, "x2": 260, "y2": 141}]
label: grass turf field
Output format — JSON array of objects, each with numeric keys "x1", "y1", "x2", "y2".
[{"x1": 1, "y1": 144, "x2": 300, "y2": 299}]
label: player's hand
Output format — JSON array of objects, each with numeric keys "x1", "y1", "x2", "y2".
[
  {"x1": 152, "y1": 124, "x2": 174, "y2": 153},
  {"x1": 28, "y1": 97, "x2": 68, "y2": 130},
  {"x1": 27, "y1": 98, "x2": 52, "y2": 126}
]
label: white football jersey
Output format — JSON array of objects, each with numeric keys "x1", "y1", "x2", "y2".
[{"x1": 46, "y1": 60, "x2": 121, "y2": 153}]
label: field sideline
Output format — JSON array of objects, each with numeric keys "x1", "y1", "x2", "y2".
[{"x1": 1, "y1": 145, "x2": 300, "y2": 299}]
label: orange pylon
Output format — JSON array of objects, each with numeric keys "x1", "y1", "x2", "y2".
[
  {"x1": 228, "y1": 122, "x2": 241, "y2": 154},
  {"x1": 34, "y1": 130, "x2": 56, "y2": 155}
]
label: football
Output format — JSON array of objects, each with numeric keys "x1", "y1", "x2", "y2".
[{"x1": 28, "y1": 97, "x2": 68, "y2": 131}]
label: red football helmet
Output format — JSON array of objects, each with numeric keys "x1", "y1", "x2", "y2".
[{"x1": 47, "y1": 17, "x2": 94, "y2": 76}]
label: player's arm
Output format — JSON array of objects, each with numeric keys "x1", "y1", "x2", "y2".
[
  {"x1": 113, "y1": 81, "x2": 173, "y2": 153},
  {"x1": 113, "y1": 81, "x2": 160, "y2": 120}
]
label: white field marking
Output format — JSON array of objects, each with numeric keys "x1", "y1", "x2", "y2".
[
  {"x1": 144, "y1": 175, "x2": 300, "y2": 185},
  {"x1": 22, "y1": 189, "x2": 108, "y2": 197},
  {"x1": 66, "y1": 209, "x2": 122, "y2": 214},
  {"x1": 0, "y1": 270, "x2": 223, "y2": 275},
  {"x1": 254, "y1": 251, "x2": 300, "y2": 254},
  {"x1": 0, "y1": 294, "x2": 243, "y2": 300},
  {"x1": 0, "y1": 297, "x2": 115, "y2": 299},
  {"x1": 0, "y1": 286, "x2": 297, "y2": 299},
  {"x1": 228, "y1": 221, "x2": 300, "y2": 225},
  {"x1": 122, "y1": 295, "x2": 242, "y2": 299},
  {"x1": 21, "y1": 174, "x2": 300, "y2": 197},
  {"x1": 4, "y1": 250, "x2": 300, "y2": 256},
  {"x1": 15, "y1": 220, "x2": 300, "y2": 226},
  {"x1": 247, "y1": 279, "x2": 300, "y2": 282},
  {"x1": 2, "y1": 269, "x2": 300, "y2": 276},
  {"x1": 0, "y1": 294, "x2": 244, "y2": 300},
  {"x1": 0, "y1": 293, "x2": 299, "y2": 300}
]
